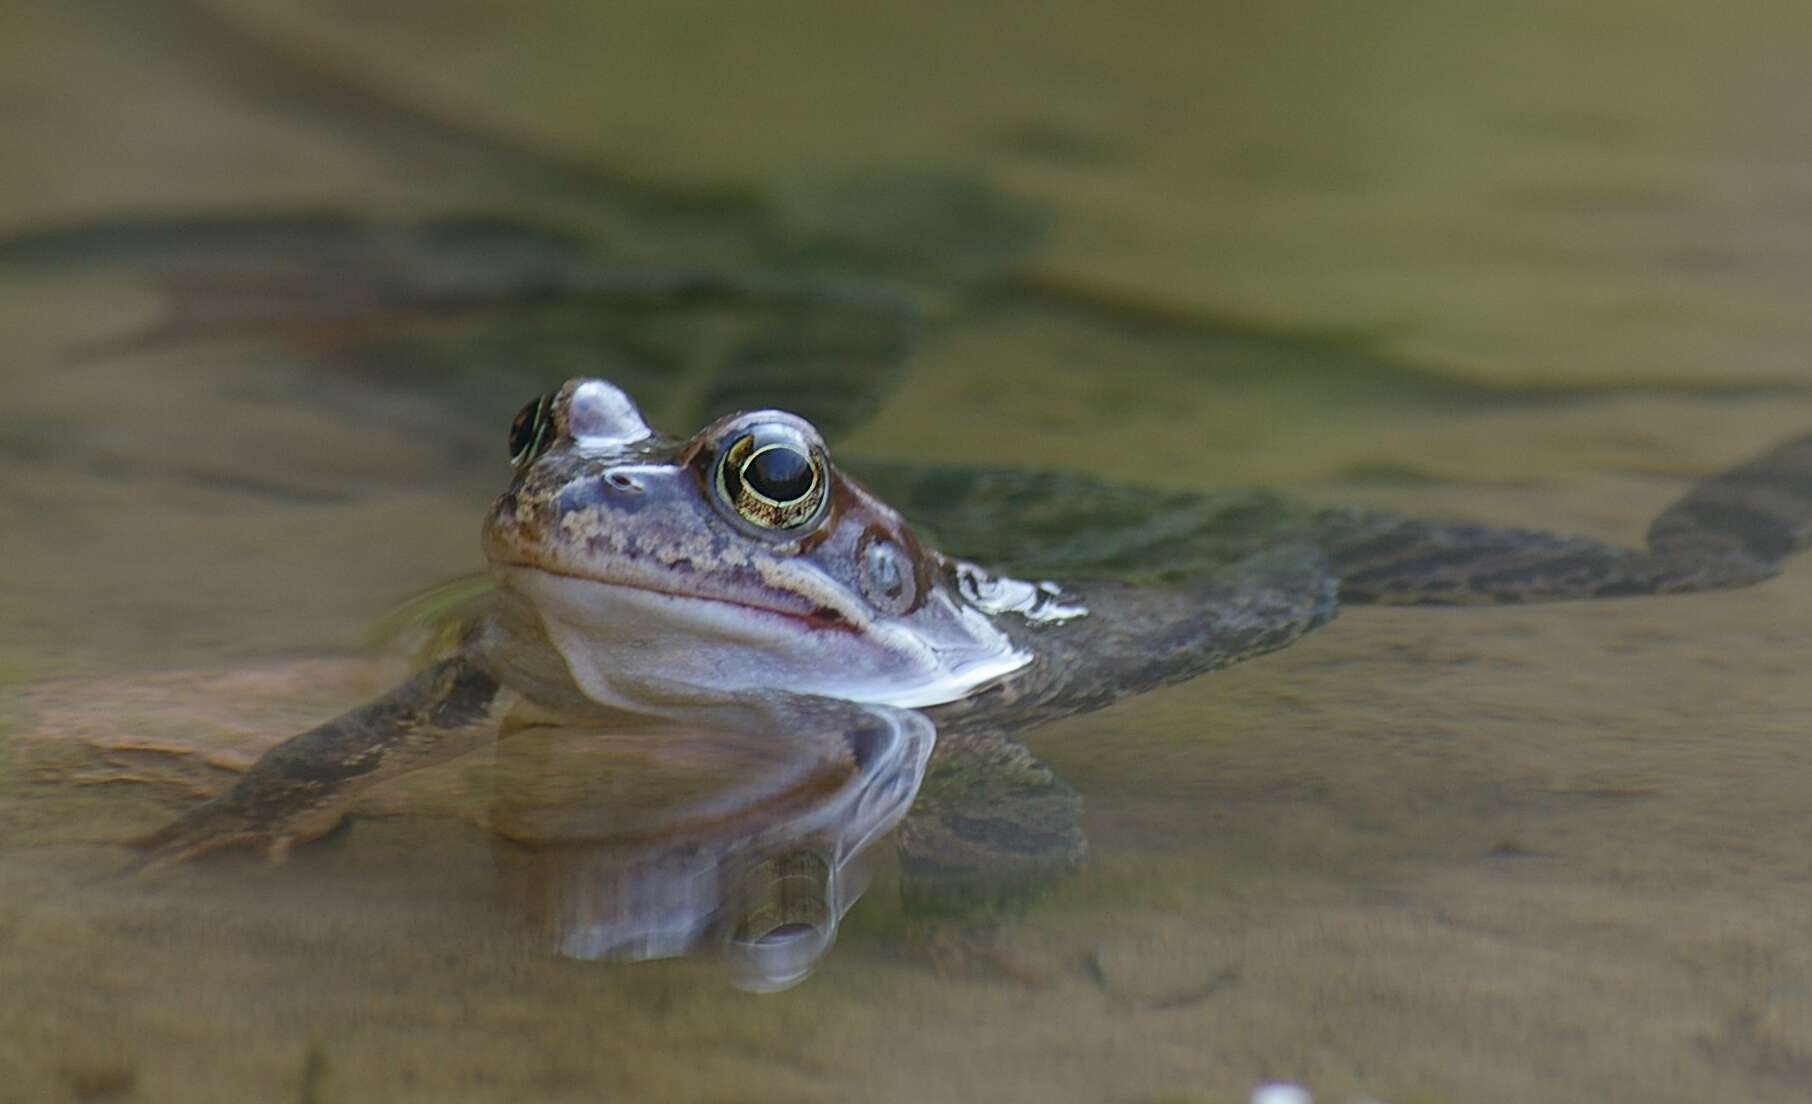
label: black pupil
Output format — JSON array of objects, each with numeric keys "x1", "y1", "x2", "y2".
[{"x1": 744, "y1": 446, "x2": 814, "y2": 502}]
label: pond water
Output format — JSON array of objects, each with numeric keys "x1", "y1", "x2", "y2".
[{"x1": 4, "y1": 2, "x2": 1812, "y2": 1102}]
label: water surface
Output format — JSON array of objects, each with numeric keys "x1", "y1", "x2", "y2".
[{"x1": 4, "y1": 3, "x2": 1812, "y2": 1102}]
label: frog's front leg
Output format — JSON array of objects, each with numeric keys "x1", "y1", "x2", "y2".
[{"x1": 130, "y1": 654, "x2": 516, "y2": 868}]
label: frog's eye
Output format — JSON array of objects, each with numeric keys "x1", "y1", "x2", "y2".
[
  {"x1": 508, "y1": 392, "x2": 557, "y2": 467},
  {"x1": 715, "y1": 426, "x2": 827, "y2": 530}
]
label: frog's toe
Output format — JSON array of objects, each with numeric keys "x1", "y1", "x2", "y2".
[
  {"x1": 125, "y1": 800, "x2": 334, "y2": 871},
  {"x1": 127, "y1": 820, "x2": 249, "y2": 872}
]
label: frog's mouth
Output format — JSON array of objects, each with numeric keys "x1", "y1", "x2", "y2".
[
  {"x1": 492, "y1": 562, "x2": 1033, "y2": 712},
  {"x1": 492, "y1": 561, "x2": 860, "y2": 633}
]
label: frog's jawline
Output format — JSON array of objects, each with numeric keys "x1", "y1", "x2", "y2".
[
  {"x1": 496, "y1": 564, "x2": 1033, "y2": 711},
  {"x1": 491, "y1": 559, "x2": 855, "y2": 631}
]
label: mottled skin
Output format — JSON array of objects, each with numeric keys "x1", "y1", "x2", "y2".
[{"x1": 136, "y1": 379, "x2": 1812, "y2": 919}]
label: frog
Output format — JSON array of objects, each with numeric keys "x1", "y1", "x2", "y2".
[{"x1": 134, "y1": 375, "x2": 1812, "y2": 941}]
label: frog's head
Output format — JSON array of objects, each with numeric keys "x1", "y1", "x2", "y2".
[{"x1": 482, "y1": 378, "x2": 1028, "y2": 711}]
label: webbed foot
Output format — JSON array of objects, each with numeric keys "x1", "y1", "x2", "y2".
[
  {"x1": 1648, "y1": 430, "x2": 1812, "y2": 567},
  {"x1": 1320, "y1": 430, "x2": 1812, "y2": 604}
]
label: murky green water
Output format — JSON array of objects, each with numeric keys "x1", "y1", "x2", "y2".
[{"x1": 5, "y1": 3, "x2": 1812, "y2": 1102}]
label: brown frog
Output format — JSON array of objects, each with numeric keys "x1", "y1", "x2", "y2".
[{"x1": 133, "y1": 376, "x2": 1812, "y2": 982}]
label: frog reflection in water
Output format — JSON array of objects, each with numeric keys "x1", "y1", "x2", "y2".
[{"x1": 137, "y1": 377, "x2": 1812, "y2": 984}]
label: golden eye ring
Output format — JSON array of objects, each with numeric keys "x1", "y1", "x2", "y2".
[{"x1": 715, "y1": 428, "x2": 827, "y2": 530}]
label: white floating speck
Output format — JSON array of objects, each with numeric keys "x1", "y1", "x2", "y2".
[{"x1": 1251, "y1": 1083, "x2": 1312, "y2": 1104}]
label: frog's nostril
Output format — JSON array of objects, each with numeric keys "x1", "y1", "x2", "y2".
[{"x1": 555, "y1": 471, "x2": 647, "y2": 514}]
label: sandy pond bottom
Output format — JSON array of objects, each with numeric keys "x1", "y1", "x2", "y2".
[
  {"x1": 3, "y1": 547, "x2": 1811, "y2": 1104},
  {"x1": 3, "y1": 364, "x2": 1812, "y2": 1104},
  {"x1": 3, "y1": 293, "x2": 1811, "y2": 1103}
]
